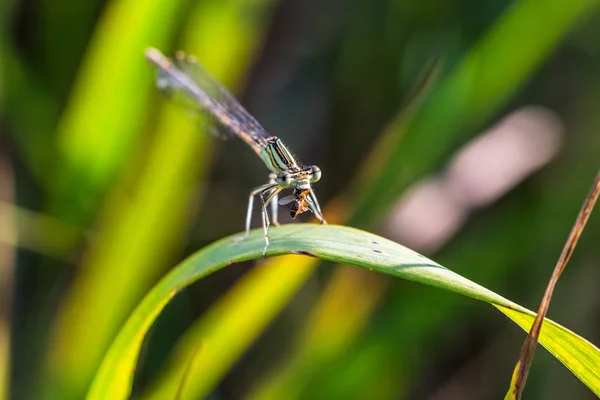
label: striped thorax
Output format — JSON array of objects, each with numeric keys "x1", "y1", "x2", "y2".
[{"x1": 260, "y1": 137, "x2": 323, "y2": 219}]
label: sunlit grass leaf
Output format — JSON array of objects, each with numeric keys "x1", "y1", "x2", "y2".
[
  {"x1": 87, "y1": 224, "x2": 600, "y2": 399},
  {"x1": 497, "y1": 305, "x2": 600, "y2": 397}
]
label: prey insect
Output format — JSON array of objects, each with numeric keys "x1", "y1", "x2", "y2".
[{"x1": 145, "y1": 48, "x2": 327, "y2": 255}]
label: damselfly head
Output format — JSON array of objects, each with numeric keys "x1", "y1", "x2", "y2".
[{"x1": 277, "y1": 164, "x2": 321, "y2": 188}]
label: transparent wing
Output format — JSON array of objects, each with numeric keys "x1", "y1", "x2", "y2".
[
  {"x1": 154, "y1": 68, "x2": 233, "y2": 141},
  {"x1": 146, "y1": 48, "x2": 271, "y2": 154},
  {"x1": 173, "y1": 53, "x2": 271, "y2": 139}
]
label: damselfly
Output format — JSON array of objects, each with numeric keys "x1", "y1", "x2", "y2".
[{"x1": 145, "y1": 48, "x2": 327, "y2": 255}]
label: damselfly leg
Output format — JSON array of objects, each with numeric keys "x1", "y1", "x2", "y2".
[
  {"x1": 308, "y1": 189, "x2": 327, "y2": 224},
  {"x1": 242, "y1": 177, "x2": 283, "y2": 255},
  {"x1": 269, "y1": 173, "x2": 280, "y2": 226}
]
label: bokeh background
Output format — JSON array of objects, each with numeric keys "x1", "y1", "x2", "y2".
[{"x1": 1, "y1": 0, "x2": 600, "y2": 399}]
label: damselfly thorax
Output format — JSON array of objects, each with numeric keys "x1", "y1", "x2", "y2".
[{"x1": 145, "y1": 48, "x2": 327, "y2": 255}]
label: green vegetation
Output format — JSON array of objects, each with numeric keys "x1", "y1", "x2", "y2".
[{"x1": 2, "y1": 0, "x2": 599, "y2": 399}]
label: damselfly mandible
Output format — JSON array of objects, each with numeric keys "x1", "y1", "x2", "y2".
[{"x1": 145, "y1": 48, "x2": 327, "y2": 255}]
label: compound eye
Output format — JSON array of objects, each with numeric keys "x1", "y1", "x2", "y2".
[
  {"x1": 277, "y1": 171, "x2": 293, "y2": 186},
  {"x1": 310, "y1": 165, "x2": 322, "y2": 182}
]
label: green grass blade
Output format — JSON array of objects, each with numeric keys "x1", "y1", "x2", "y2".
[{"x1": 87, "y1": 224, "x2": 600, "y2": 399}]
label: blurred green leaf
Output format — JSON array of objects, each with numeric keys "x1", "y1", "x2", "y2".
[
  {"x1": 349, "y1": 0, "x2": 600, "y2": 226},
  {"x1": 52, "y1": 0, "x2": 189, "y2": 223},
  {"x1": 144, "y1": 255, "x2": 317, "y2": 400},
  {"x1": 0, "y1": 201, "x2": 82, "y2": 259},
  {"x1": 246, "y1": 264, "x2": 389, "y2": 400},
  {"x1": 88, "y1": 224, "x2": 600, "y2": 400},
  {"x1": 44, "y1": 0, "x2": 277, "y2": 399},
  {"x1": 0, "y1": 45, "x2": 59, "y2": 183}
]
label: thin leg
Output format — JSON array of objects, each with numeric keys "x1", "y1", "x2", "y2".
[
  {"x1": 259, "y1": 189, "x2": 270, "y2": 256},
  {"x1": 243, "y1": 182, "x2": 277, "y2": 239},
  {"x1": 308, "y1": 189, "x2": 327, "y2": 224},
  {"x1": 268, "y1": 173, "x2": 280, "y2": 226},
  {"x1": 260, "y1": 187, "x2": 282, "y2": 256}
]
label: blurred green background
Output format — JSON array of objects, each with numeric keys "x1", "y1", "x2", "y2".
[{"x1": 1, "y1": 0, "x2": 600, "y2": 399}]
